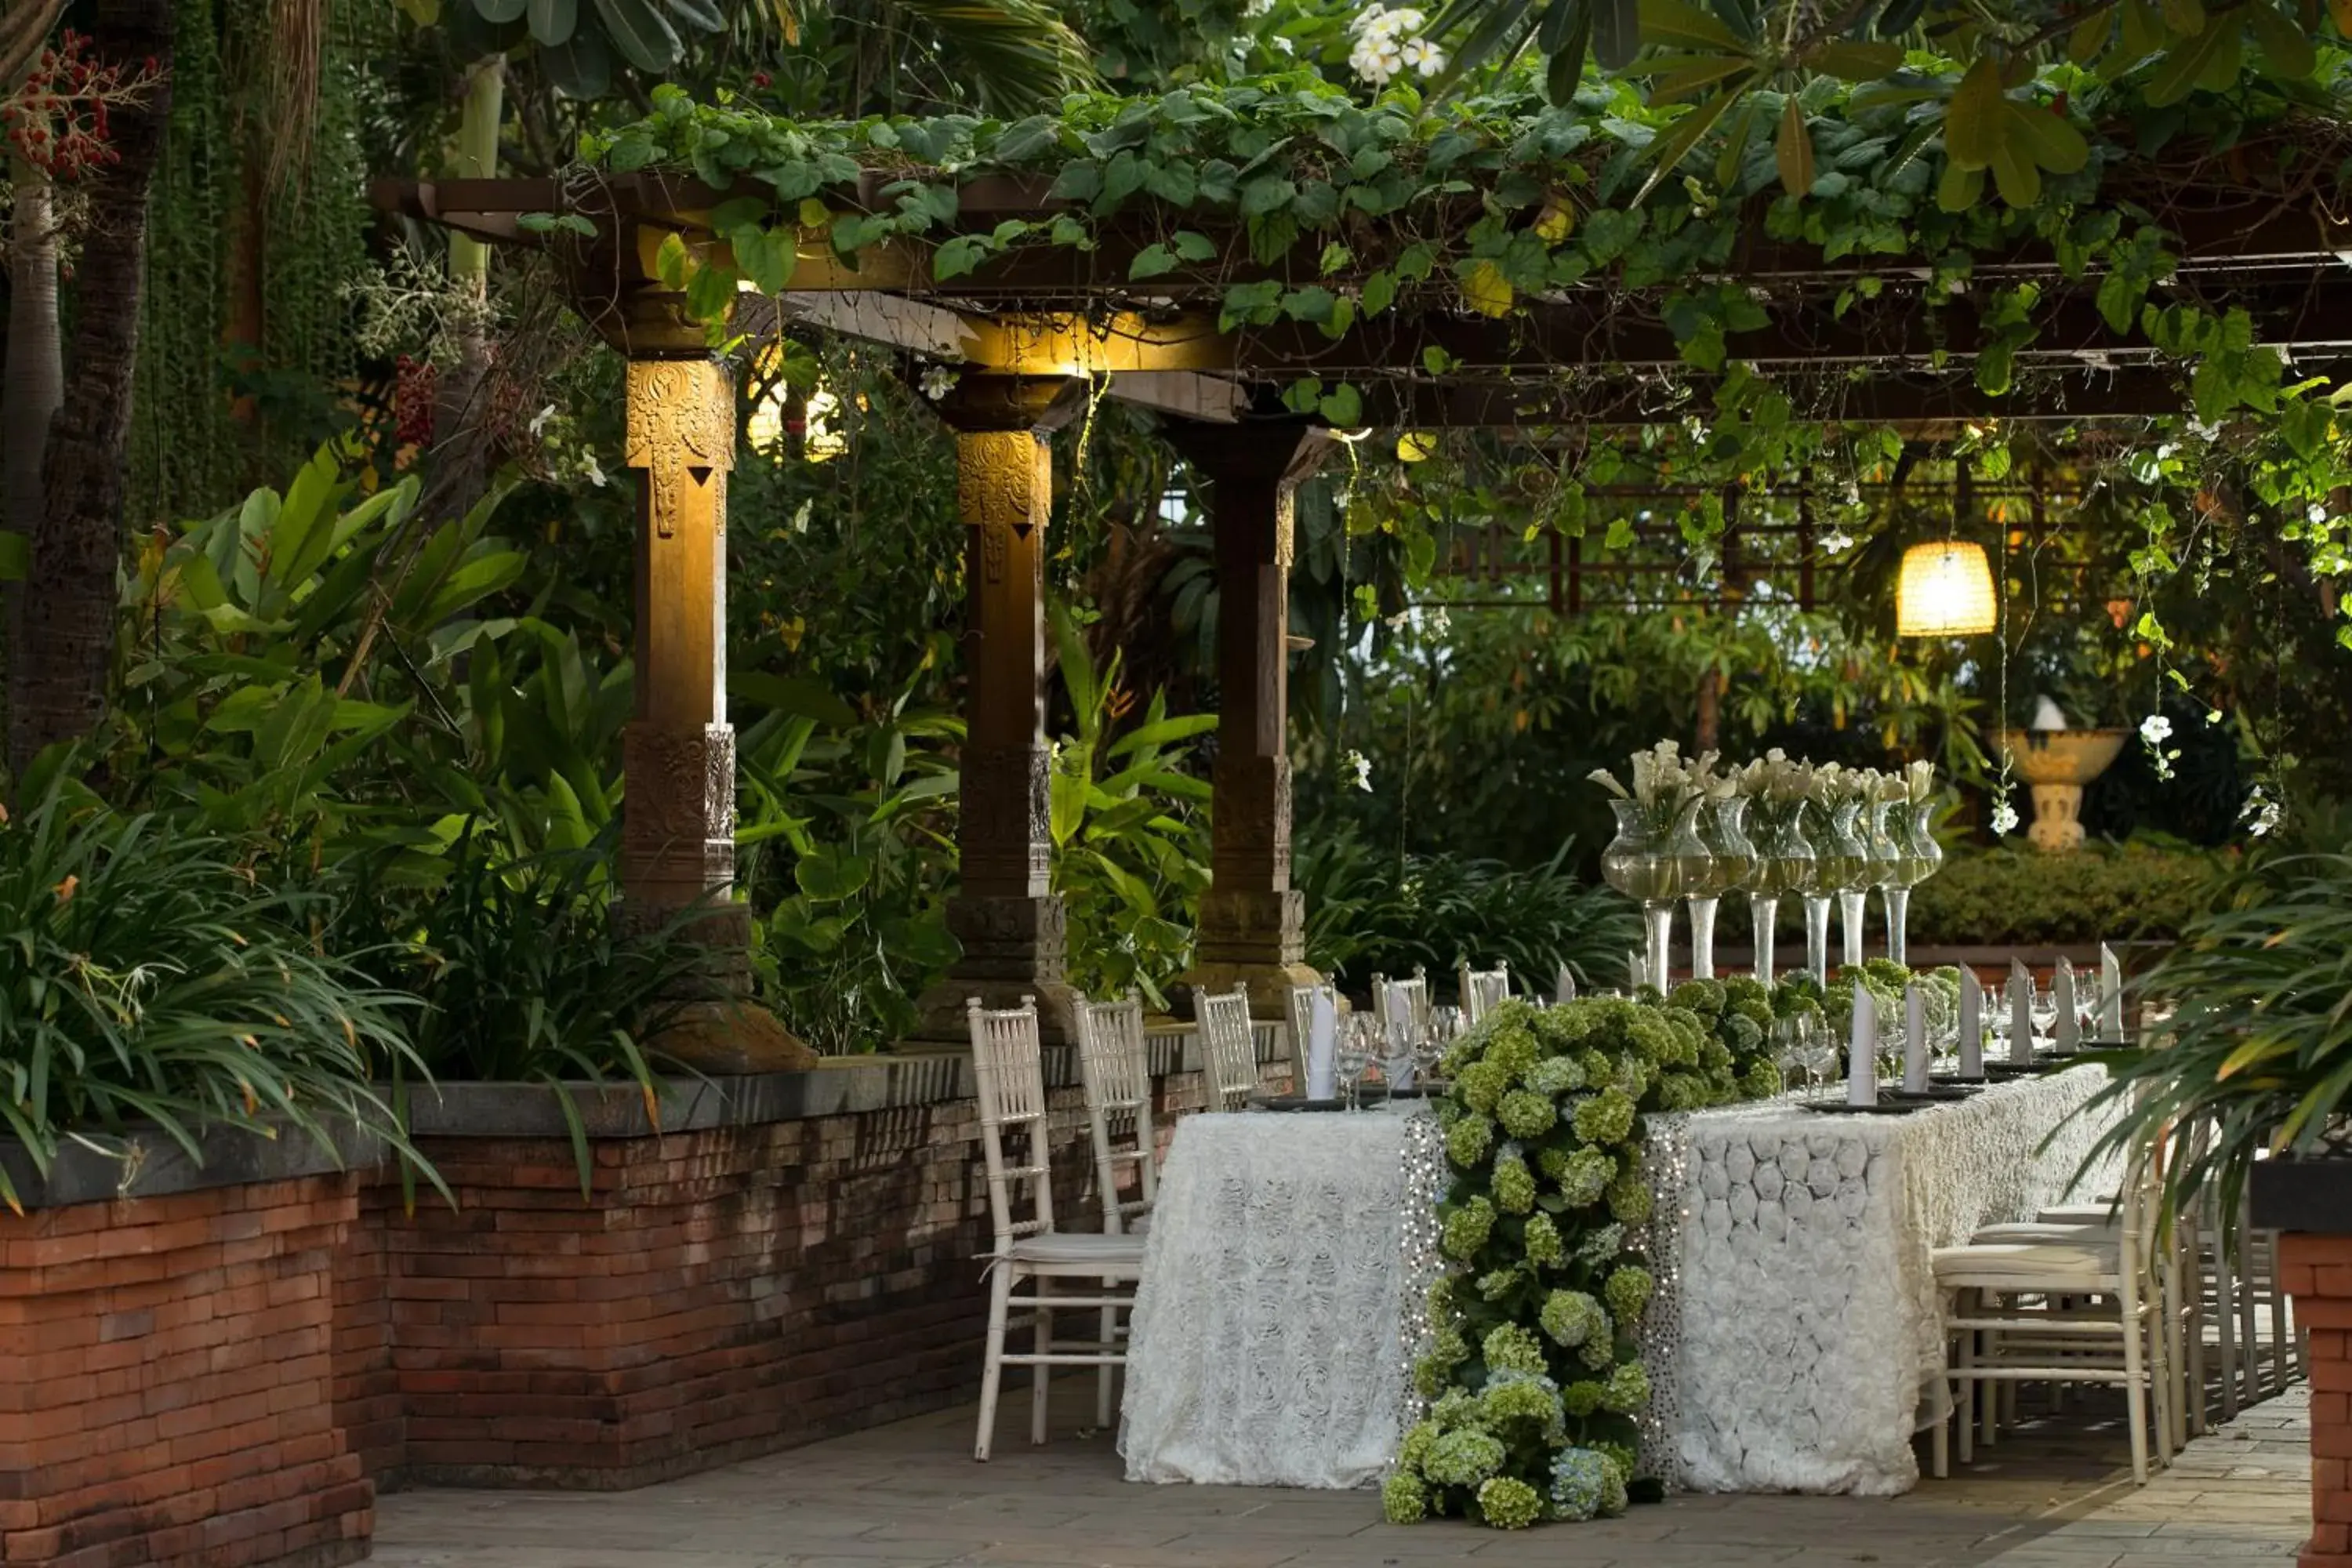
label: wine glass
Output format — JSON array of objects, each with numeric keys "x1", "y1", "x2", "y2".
[
  {"x1": 2029, "y1": 981, "x2": 2059, "y2": 1051},
  {"x1": 1893, "y1": 796, "x2": 1943, "y2": 964},
  {"x1": 1337, "y1": 1016, "x2": 1377, "y2": 1109},
  {"x1": 1803, "y1": 1017, "x2": 1841, "y2": 1097},
  {"x1": 1771, "y1": 1015, "x2": 1809, "y2": 1096}
]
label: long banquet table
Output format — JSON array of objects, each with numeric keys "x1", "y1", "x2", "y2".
[{"x1": 1116, "y1": 1068, "x2": 2114, "y2": 1495}]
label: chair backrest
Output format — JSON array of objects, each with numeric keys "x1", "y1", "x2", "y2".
[
  {"x1": 1287, "y1": 982, "x2": 1338, "y2": 1091},
  {"x1": 1075, "y1": 992, "x2": 1156, "y2": 1234},
  {"x1": 1459, "y1": 960, "x2": 1511, "y2": 1025},
  {"x1": 1197, "y1": 985, "x2": 1260, "y2": 1111},
  {"x1": 1372, "y1": 968, "x2": 1431, "y2": 1036},
  {"x1": 967, "y1": 997, "x2": 1055, "y2": 1250}
]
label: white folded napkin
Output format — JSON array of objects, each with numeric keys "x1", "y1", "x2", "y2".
[
  {"x1": 1384, "y1": 997, "x2": 1417, "y2": 1088},
  {"x1": 1958, "y1": 973, "x2": 1983, "y2": 1079},
  {"x1": 2008, "y1": 971, "x2": 2034, "y2": 1065},
  {"x1": 1847, "y1": 990, "x2": 1878, "y2": 1106},
  {"x1": 1903, "y1": 982, "x2": 1929, "y2": 1094},
  {"x1": 2053, "y1": 960, "x2": 2080, "y2": 1053},
  {"x1": 2100, "y1": 942, "x2": 2125, "y2": 1039},
  {"x1": 1306, "y1": 989, "x2": 1338, "y2": 1101},
  {"x1": 1555, "y1": 964, "x2": 1577, "y2": 1006}
]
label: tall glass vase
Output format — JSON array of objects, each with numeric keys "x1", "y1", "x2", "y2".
[
  {"x1": 1809, "y1": 798, "x2": 1867, "y2": 975},
  {"x1": 1803, "y1": 895, "x2": 1832, "y2": 982},
  {"x1": 1664, "y1": 798, "x2": 1716, "y2": 982},
  {"x1": 1601, "y1": 798, "x2": 1679, "y2": 997},
  {"x1": 1748, "y1": 801, "x2": 1813, "y2": 985},
  {"x1": 1690, "y1": 797, "x2": 1752, "y2": 983},
  {"x1": 1890, "y1": 798, "x2": 1943, "y2": 968},
  {"x1": 1863, "y1": 798, "x2": 1906, "y2": 968}
]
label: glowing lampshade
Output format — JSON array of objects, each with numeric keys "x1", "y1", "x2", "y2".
[{"x1": 1895, "y1": 541, "x2": 1998, "y2": 637}]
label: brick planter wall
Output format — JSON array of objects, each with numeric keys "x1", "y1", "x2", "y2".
[
  {"x1": 0, "y1": 1174, "x2": 373, "y2": 1568},
  {"x1": 2281, "y1": 1233, "x2": 2352, "y2": 1568},
  {"x1": 1, "y1": 1026, "x2": 1289, "y2": 1563}
]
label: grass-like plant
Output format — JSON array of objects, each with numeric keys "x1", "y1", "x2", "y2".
[
  {"x1": 2079, "y1": 851, "x2": 2352, "y2": 1228},
  {"x1": 0, "y1": 775, "x2": 428, "y2": 1211}
]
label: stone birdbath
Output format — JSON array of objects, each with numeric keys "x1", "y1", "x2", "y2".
[{"x1": 2001, "y1": 729, "x2": 2128, "y2": 851}]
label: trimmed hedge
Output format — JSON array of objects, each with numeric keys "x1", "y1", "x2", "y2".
[{"x1": 1904, "y1": 843, "x2": 2232, "y2": 947}]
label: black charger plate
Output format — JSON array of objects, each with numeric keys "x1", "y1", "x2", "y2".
[{"x1": 1253, "y1": 1094, "x2": 1346, "y2": 1112}]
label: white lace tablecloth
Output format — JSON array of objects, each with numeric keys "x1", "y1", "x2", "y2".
[
  {"x1": 1648, "y1": 1067, "x2": 2116, "y2": 1496},
  {"x1": 1118, "y1": 1105, "x2": 1445, "y2": 1489}
]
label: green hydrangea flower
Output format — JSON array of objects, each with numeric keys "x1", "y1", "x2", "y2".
[
  {"x1": 1554, "y1": 1146, "x2": 1613, "y2": 1207},
  {"x1": 1535, "y1": 1145, "x2": 1570, "y2": 1181},
  {"x1": 1476, "y1": 1475, "x2": 1544, "y2": 1530},
  {"x1": 1428, "y1": 1276, "x2": 1455, "y2": 1319},
  {"x1": 1562, "y1": 1379, "x2": 1605, "y2": 1417},
  {"x1": 1575, "y1": 1221, "x2": 1627, "y2": 1265},
  {"x1": 1399, "y1": 1418, "x2": 1440, "y2": 1472},
  {"x1": 1700, "y1": 1036, "x2": 1733, "y2": 1072},
  {"x1": 1722, "y1": 1011, "x2": 1764, "y2": 1053},
  {"x1": 1573, "y1": 1087, "x2": 1637, "y2": 1148},
  {"x1": 1446, "y1": 1113, "x2": 1496, "y2": 1170},
  {"x1": 1539, "y1": 1288, "x2": 1606, "y2": 1348},
  {"x1": 1741, "y1": 1058, "x2": 1784, "y2": 1102},
  {"x1": 1486, "y1": 1024, "x2": 1539, "y2": 1083},
  {"x1": 1605, "y1": 1265, "x2": 1655, "y2": 1325},
  {"x1": 1523, "y1": 1210, "x2": 1565, "y2": 1268},
  {"x1": 1382, "y1": 1472, "x2": 1428, "y2": 1524},
  {"x1": 1496, "y1": 1088, "x2": 1556, "y2": 1141},
  {"x1": 1414, "y1": 1355, "x2": 1452, "y2": 1399},
  {"x1": 1732, "y1": 996, "x2": 1775, "y2": 1031},
  {"x1": 1579, "y1": 1047, "x2": 1613, "y2": 1087},
  {"x1": 1615, "y1": 1054, "x2": 1655, "y2": 1100},
  {"x1": 1669, "y1": 977, "x2": 1726, "y2": 1015},
  {"x1": 1482, "y1": 1323, "x2": 1548, "y2": 1376},
  {"x1": 1475, "y1": 1266, "x2": 1519, "y2": 1301},
  {"x1": 1491, "y1": 1153, "x2": 1536, "y2": 1214},
  {"x1": 1479, "y1": 1370, "x2": 1564, "y2": 1439},
  {"x1": 1579, "y1": 1330, "x2": 1618, "y2": 1370},
  {"x1": 1606, "y1": 1171, "x2": 1653, "y2": 1225},
  {"x1": 1593, "y1": 1440, "x2": 1637, "y2": 1485},
  {"x1": 1432, "y1": 1388, "x2": 1481, "y2": 1428},
  {"x1": 1655, "y1": 1071, "x2": 1707, "y2": 1112},
  {"x1": 1455, "y1": 1059, "x2": 1510, "y2": 1115},
  {"x1": 1548, "y1": 1446, "x2": 1617, "y2": 1521},
  {"x1": 1425, "y1": 1428, "x2": 1507, "y2": 1487},
  {"x1": 1442, "y1": 1196, "x2": 1496, "y2": 1260},
  {"x1": 1601, "y1": 1359, "x2": 1651, "y2": 1414},
  {"x1": 1525, "y1": 1054, "x2": 1585, "y2": 1097},
  {"x1": 1722, "y1": 975, "x2": 1769, "y2": 1011},
  {"x1": 1533, "y1": 1007, "x2": 1592, "y2": 1052}
]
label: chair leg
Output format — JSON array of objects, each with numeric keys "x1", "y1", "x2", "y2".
[
  {"x1": 975, "y1": 1267, "x2": 1014, "y2": 1462},
  {"x1": 2216, "y1": 1232, "x2": 2240, "y2": 1422},
  {"x1": 2238, "y1": 1236, "x2": 2260, "y2": 1409},
  {"x1": 1932, "y1": 1375, "x2": 1951, "y2": 1479},
  {"x1": 2122, "y1": 1297, "x2": 2151, "y2": 1486},
  {"x1": 1096, "y1": 1296, "x2": 1116, "y2": 1431},
  {"x1": 1032, "y1": 1281, "x2": 1054, "y2": 1446},
  {"x1": 1958, "y1": 1305, "x2": 1976, "y2": 1467}
]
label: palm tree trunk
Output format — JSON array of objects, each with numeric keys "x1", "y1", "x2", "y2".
[
  {"x1": 2, "y1": 155, "x2": 64, "y2": 710},
  {"x1": 5, "y1": 0, "x2": 174, "y2": 778}
]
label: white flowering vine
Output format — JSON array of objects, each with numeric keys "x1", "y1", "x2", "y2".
[
  {"x1": 1347, "y1": 5, "x2": 1443, "y2": 85},
  {"x1": 918, "y1": 363, "x2": 958, "y2": 401},
  {"x1": 1345, "y1": 749, "x2": 1374, "y2": 792},
  {"x1": 2140, "y1": 712, "x2": 2178, "y2": 781},
  {"x1": 2240, "y1": 784, "x2": 2283, "y2": 839}
]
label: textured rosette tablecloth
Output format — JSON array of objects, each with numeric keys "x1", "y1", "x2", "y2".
[
  {"x1": 1641, "y1": 1065, "x2": 2117, "y2": 1496},
  {"x1": 1118, "y1": 1106, "x2": 1447, "y2": 1490}
]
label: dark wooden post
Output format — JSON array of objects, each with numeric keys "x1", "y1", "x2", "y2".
[
  {"x1": 910, "y1": 375, "x2": 1087, "y2": 1047},
  {"x1": 1170, "y1": 420, "x2": 1328, "y2": 1017}
]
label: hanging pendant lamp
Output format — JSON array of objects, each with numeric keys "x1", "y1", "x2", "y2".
[{"x1": 1896, "y1": 541, "x2": 1998, "y2": 637}]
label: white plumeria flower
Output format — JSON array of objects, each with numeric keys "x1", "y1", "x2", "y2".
[
  {"x1": 1270, "y1": 32, "x2": 1294, "y2": 52},
  {"x1": 1344, "y1": 750, "x2": 1374, "y2": 792},
  {"x1": 1818, "y1": 528, "x2": 1856, "y2": 554},
  {"x1": 1349, "y1": 38, "x2": 1403, "y2": 83},
  {"x1": 528, "y1": 403, "x2": 557, "y2": 437},
  {"x1": 919, "y1": 364, "x2": 958, "y2": 401},
  {"x1": 1403, "y1": 38, "x2": 1446, "y2": 74},
  {"x1": 2139, "y1": 713, "x2": 2173, "y2": 746}
]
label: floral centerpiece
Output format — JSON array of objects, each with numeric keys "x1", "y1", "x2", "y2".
[
  {"x1": 1385, "y1": 975, "x2": 1954, "y2": 1529},
  {"x1": 1587, "y1": 740, "x2": 1723, "y2": 838}
]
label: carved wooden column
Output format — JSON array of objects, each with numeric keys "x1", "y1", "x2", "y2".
[
  {"x1": 910, "y1": 376, "x2": 1087, "y2": 1047},
  {"x1": 614, "y1": 334, "x2": 809, "y2": 1069},
  {"x1": 1171, "y1": 421, "x2": 1328, "y2": 1017}
]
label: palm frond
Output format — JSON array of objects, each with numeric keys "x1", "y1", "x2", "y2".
[{"x1": 882, "y1": 0, "x2": 1098, "y2": 111}]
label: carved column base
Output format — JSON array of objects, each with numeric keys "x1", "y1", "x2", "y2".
[
  {"x1": 904, "y1": 894, "x2": 1079, "y2": 1048},
  {"x1": 1185, "y1": 889, "x2": 1320, "y2": 1018},
  {"x1": 652, "y1": 1000, "x2": 819, "y2": 1073}
]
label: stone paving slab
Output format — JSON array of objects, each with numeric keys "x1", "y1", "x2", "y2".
[{"x1": 371, "y1": 1382, "x2": 2311, "y2": 1567}]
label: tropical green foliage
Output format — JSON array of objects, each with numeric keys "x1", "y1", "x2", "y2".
[
  {"x1": 0, "y1": 771, "x2": 427, "y2": 1210},
  {"x1": 1298, "y1": 831, "x2": 1637, "y2": 997},
  {"x1": 2081, "y1": 851, "x2": 2352, "y2": 1231},
  {"x1": 1907, "y1": 841, "x2": 2229, "y2": 946}
]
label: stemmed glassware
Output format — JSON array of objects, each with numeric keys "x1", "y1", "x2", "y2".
[
  {"x1": 1737, "y1": 754, "x2": 1814, "y2": 985},
  {"x1": 1336, "y1": 1015, "x2": 1377, "y2": 1109},
  {"x1": 1862, "y1": 793, "x2": 1908, "y2": 966},
  {"x1": 1881, "y1": 760, "x2": 1944, "y2": 967},
  {"x1": 1685, "y1": 795, "x2": 1752, "y2": 982},
  {"x1": 1810, "y1": 790, "x2": 1869, "y2": 975}
]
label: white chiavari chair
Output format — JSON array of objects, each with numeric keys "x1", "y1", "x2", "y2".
[
  {"x1": 969, "y1": 997, "x2": 1145, "y2": 1461},
  {"x1": 1287, "y1": 981, "x2": 1336, "y2": 1094},
  {"x1": 1458, "y1": 960, "x2": 1511, "y2": 1025},
  {"x1": 1197, "y1": 984, "x2": 1260, "y2": 1111},
  {"x1": 1372, "y1": 967, "x2": 1432, "y2": 1038}
]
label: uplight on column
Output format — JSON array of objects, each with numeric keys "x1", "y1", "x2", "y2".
[{"x1": 1895, "y1": 541, "x2": 1998, "y2": 637}]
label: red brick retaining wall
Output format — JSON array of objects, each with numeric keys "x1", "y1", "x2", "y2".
[
  {"x1": 3, "y1": 1040, "x2": 1276, "y2": 1565},
  {"x1": 0, "y1": 1176, "x2": 372, "y2": 1568},
  {"x1": 2281, "y1": 1233, "x2": 2352, "y2": 1568}
]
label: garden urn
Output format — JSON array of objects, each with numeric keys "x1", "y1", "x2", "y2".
[{"x1": 1999, "y1": 730, "x2": 2126, "y2": 852}]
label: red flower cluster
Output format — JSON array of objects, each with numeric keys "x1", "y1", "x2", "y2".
[
  {"x1": 393, "y1": 355, "x2": 438, "y2": 448},
  {"x1": 2, "y1": 31, "x2": 151, "y2": 180}
]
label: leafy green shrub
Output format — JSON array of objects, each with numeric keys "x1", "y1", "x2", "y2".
[
  {"x1": 1905, "y1": 842, "x2": 2230, "y2": 946},
  {"x1": 0, "y1": 776, "x2": 424, "y2": 1210},
  {"x1": 1298, "y1": 831, "x2": 1638, "y2": 1000},
  {"x1": 2085, "y1": 851, "x2": 2352, "y2": 1228}
]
